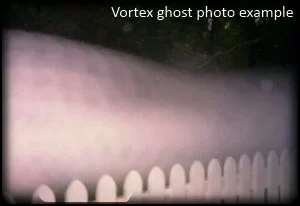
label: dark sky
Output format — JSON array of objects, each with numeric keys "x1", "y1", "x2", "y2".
[{"x1": 3, "y1": 1, "x2": 297, "y2": 71}]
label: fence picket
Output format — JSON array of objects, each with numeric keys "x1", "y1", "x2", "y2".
[
  {"x1": 267, "y1": 150, "x2": 280, "y2": 203},
  {"x1": 65, "y1": 180, "x2": 88, "y2": 202},
  {"x1": 188, "y1": 161, "x2": 205, "y2": 200},
  {"x1": 32, "y1": 185, "x2": 55, "y2": 203},
  {"x1": 206, "y1": 158, "x2": 222, "y2": 203},
  {"x1": 237, "y1": 154, "x2": 251, "y2": 203},
  {"x1": 223, "y1": 157, "x2": 238, "y2": 203},
  {"x1": 124, "y1": 170, "x2": 143, "y2": 202},
  {"x1": 252, "y1": 152, "x2": 266, "y2": 203},
  {"x1": 148, "y1": 166, "x2": 166, "y2": 199},
  {"x1": 95, "y1": 175, "x2": 117, "y2": 202},
  {"x1": 169, "y1": 164, "x2": 186, "y2": 200}
]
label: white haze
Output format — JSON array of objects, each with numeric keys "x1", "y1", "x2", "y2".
[{"x1": 4, "y1": 30, "x2": 295, "y2": 197}]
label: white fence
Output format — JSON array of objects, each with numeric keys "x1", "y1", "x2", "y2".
[{"x1": 9, "y1": 149, "x2": 297, "y2": 203}]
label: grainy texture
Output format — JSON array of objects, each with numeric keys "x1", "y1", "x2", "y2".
[{"x1": 4, "y1": 30, "x2": 294, "y2": 198}]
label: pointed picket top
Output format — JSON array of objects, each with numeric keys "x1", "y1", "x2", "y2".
[
  {"x1": 238, "y1": 154, "x2": 252, "y2": 203},
  {"x1": 223, "y1": 156, "x2": 238, "y2": 203},
  {"x1": 279, "y1": 149, "x2": 291, "y2": 202},
  {"x1": 148, "y1": 166, "x2": 166, "y2": 198},
  {"x1": 95, "y1": 175, "x2": 117, "y2": 202},
  {"x1": 252, "y1": 152, "x2": 266, "y2": 203},
  {"x1": 65, "y1": 180, "x2": 88, "y2": 202},
  {"x1": 267, "y1": 150, "x2": 280, "y2": 203},
  {"x1": 32, "y1": 184, "x2": 55, "y2": 203},
  {"x1": 169, "y1": 163, "x2": 187, "y2": 198},
  {"x1": 206, "y1": 158, "x2": 222, "y2": 203},
  {"x1": 124, "y1": 170, "x2": 143, "y2": 201},
  {"x1": 188, "y1": 160, "x2": 205, "y2": 199}
]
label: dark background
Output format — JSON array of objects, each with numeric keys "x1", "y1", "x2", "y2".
[{"x1": 3, "y1": 1, "x2": 297, "y2": 74}]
